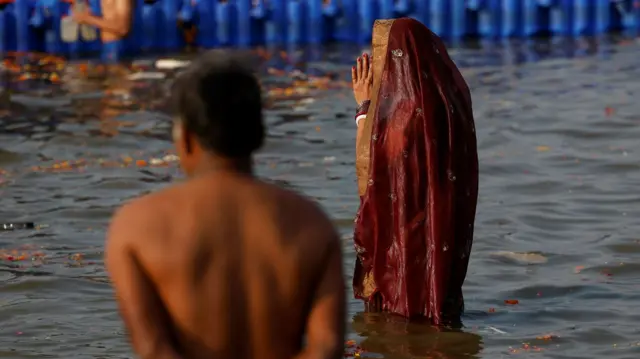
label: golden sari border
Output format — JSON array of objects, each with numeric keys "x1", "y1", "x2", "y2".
[{"x1": 356, "y1": 19, "x2": 394, "y2": 197}]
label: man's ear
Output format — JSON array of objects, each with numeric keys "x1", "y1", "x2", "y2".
[
  {"x1": 172, "y1": 120, "x2": 182, "y2": 143},
  {"x1": 174, "y1": 120, "x2": 193, "y2": 154}
]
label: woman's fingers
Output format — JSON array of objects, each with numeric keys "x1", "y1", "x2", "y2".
[
  {"x1": 351, "y1": 65, "x2": 357, "y2": 84},
  {"x1": 356, "y1": 56, "x2": 363, "y2": 81},
  {"x1": 362, "y1": 54, "x2": 369, "y2": 80},
  {"x1": 366, "y1": 59, "x2": 373, "y2": 85}
]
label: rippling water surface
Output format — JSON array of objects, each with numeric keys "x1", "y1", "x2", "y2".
[{"x1": 2, "y1": 39, "x2": 640, "y2": 358}]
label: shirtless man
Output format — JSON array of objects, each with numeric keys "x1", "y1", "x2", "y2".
[
  {"x1": 105, "y1": 51, "x2": 346, "y2": 359},
  {"x1": 72, "y1": 0, "x2": 133, "y2": 63}
]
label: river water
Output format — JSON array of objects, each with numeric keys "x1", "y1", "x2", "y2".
[{"x1": 1, "y1": 38, "x2": 640, "y2": 358}]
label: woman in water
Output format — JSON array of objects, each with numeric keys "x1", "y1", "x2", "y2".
[{"x1": 351, "y1": 18, "x2": 479, "y2": 325}]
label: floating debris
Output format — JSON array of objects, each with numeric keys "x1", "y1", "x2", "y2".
[
  {"x1": 492, "y1": 251, "x2": 548, "y2": 264},
  {"x1": 0, "y1": 248, "x2": 45, "y2": 262},
  {"x1": 536, "y1": 333, "x2": 558, "y2": 341},
  {"x1": 1, "y1": 222, "x2": 35, "y2": 231},
  {"x1": 508, "y1": 342, "x2": 544, "y2": 354},
  {"x1": 487, "y1": 326, "x2": 508, "y2": 334},
  {"x1": 127, "y1": 72, "x2": 166, "y2": 81},
  {"x1": 344, "y1": 339, "x2": 367, "y2": 358},
  {"x1": 0, "y1": 152, "x2": 181, "y2": 186},
  {"x1": 155, "y1": 59, "x2": 191, "y2": 70}
]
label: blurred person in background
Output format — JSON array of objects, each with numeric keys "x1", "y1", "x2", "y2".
[
  {"x1": 105, "y1": 51, "x2": 345, "y2": 359},
  {"x1": 350, "y1": 18, "x2": 479, "y2": 325},
  {"x1": 72, "y1": 0, "x2": 133, "y2": 64}
]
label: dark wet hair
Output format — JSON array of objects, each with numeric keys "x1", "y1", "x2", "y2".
[{"x1": 171, "y1": 50, "x2": 264, "y2": 158}]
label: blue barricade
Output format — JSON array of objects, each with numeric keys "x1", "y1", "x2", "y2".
[{"x1": 0, "y1": 0, "x2": 639, "y2": 56}]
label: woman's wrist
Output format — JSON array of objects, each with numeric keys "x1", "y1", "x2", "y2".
[
  {"x1": 355, "y1": 100, "x2": 371, "y2": 126},
  {"x1": 356, "y1": 100, "x2": 371, "y2": 117}
]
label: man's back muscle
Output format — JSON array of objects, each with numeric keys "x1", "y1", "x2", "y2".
[{"x1": 135, "y1": 173, "x2": 337, "y2": 359}]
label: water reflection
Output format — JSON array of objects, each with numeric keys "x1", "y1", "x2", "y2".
[{"x1": 351, "y1": 312, "x2": 482, "y2": 359}]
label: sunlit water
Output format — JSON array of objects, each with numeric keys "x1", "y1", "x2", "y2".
[{"x1": 2, "y1": 38, "x2": 640, "y2": 358}]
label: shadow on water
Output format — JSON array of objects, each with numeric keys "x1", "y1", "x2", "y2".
[{"x1": 2, "y1": 36, "x2": 640, "y2": 358}]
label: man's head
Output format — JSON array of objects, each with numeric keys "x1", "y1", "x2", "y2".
[{"x1": 171, "y1": 50, "x2": 264, "y2": 177}]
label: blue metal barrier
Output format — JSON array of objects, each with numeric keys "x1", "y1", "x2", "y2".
[{"x1": 1, "y1": 0, "x2": 640, "y2": 57}]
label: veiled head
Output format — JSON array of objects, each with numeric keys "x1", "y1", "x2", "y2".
[{"x1": 355, "y1": 18, "x2": 472, "y2": 196}]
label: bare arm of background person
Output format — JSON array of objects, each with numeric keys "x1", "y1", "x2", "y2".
[
  {"x1": 294, "y1": 230, "x2": 346, "y2": 359},
  {"x1": 73, "y1": 0, "x2": 133, "y2": 37},
  {"x1": 105, "y1": 201, "x2": 183, "y2": 359}
]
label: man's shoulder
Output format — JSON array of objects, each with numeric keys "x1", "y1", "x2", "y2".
[
  {"x1": 114, "y1": 185, "x2": 174, "y2": 217},
  {"x1": 108, "y1": 184, "x2": 183, "y2": 240},
  {"x1": 263, "y1": 181, "x2": 326, "y2": 215},
  {"x1": 260, "y1": 182, "x2": 337, "y2": 237}
]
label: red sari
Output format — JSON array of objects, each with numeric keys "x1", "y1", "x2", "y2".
[{"x1": 353, "y1": 18, "x2": 478, "y2": 324}]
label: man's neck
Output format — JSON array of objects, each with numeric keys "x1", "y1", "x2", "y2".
[{"x1": 191, "y1": 156, "x2": 253, "y2": 177}]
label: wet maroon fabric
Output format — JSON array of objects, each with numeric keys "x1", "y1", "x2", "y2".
[{"x1": 353, "y1": 18, "x2": 479, "y2": 324}]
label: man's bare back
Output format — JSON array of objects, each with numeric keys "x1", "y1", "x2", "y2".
[
  {"x1": 106, "y1": 52, "x2": 345, "y2": 359},
  {"x1": 107, "y1": 173, "x2": 344, "y2": 359}
]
